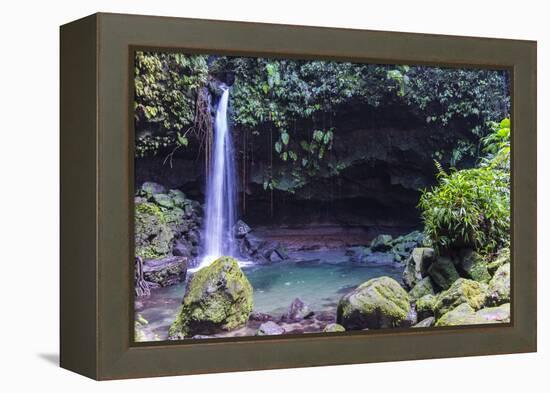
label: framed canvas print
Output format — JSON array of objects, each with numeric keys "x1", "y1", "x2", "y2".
[{"x1": 60, "y1": 13, "x2": 537, "y2": 380}]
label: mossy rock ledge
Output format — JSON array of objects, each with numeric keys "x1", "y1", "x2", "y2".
[
  {"x1": 336, "y1": 276, "x2": 411, "y2": 330},
  {"x1": 168, "y1": 257, "x2": 253, "y2": 339}
]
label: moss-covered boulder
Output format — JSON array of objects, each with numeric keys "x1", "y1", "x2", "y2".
[
  {"x1": 433, "y1": 278, "x2": 487, "y2": 318},
  {"x1": 487, "y1": 248, "x2": 510, "y2": 276},
  {"x1": 435, "y1": 303, "x2": 488, "y2": 327},
  {"x1": 323, "y1": 323, "x2": 346, "y2": 333},
  {"x1": 336, "y1": 276, "x2": 411, "y2": 329},
  {"x1": 409, "y1": 277, "x2": 435, "y2": 300},
  {"x1": 457, "y1": 249, "x2": 491, "y2": 283},
  {"x1": 416, "y1": 294, "x2": 437, "y2": 320},
  {"x1": 486, "y1": 263, "x2": 510, "y2": 306},
  {"x1": 168, "y1": 257, "x2": 253, "y2": 338},
  {"x1": 476, "y1": 303, "x2": 510, "y2": 323},
  {"x1": 428, "y1": 256, "x2": 460, "y2": 291}
]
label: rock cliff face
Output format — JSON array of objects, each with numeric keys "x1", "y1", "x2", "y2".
[{"x1": 135, "y1": 110, "x2": 473, "y2": 230}]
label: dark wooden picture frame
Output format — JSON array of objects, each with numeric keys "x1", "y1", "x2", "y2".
[{"x1": 60, "y1": 12, "x2": 537, "y2": 380}]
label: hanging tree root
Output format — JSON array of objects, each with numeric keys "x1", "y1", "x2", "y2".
[{"x1": 163, "y1": 86, "x2": 213, "y2": 171}]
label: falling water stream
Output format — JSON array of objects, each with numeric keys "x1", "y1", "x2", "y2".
[{"x1": 198, "y1": 88, "x2": 238, "y2": 268}]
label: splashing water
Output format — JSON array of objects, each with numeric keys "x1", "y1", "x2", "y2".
[{"x1": 198, "y1": 88, "x2": 237, "y2": 268}]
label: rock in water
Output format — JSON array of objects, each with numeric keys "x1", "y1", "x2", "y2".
[
  {"x1": 427, "y1": 256, "x2": 460, "y2": 291},
  {"x1": 370, "y1": 234, "x2": 393, "y2": 252},
  {"x1": 257, "y1": 321, "x2": 285, "y2": 336},
  {"x1": 168, "y1": 257, "x2": 253, "y2": 338},
  {"x1": 234, "y1": 220, "x2": 252, "y2": 238},
  {"x1": 402, "y1": 248, "x2": 435, "y2": 289},
  {"x1": 323, "y1": 323, "x2": 346, "y2": 333},
  {"x1": 486, "y1": 263, "x2": 510, "y2": 306},
  {"x1": 435, "y1": 303, "x2": 488, "y2": 327},
  {"x1": 336, "y1": 276, "x2": 411, "y2": 329},
  {"x1": 282, "y1": 298, "x2": 314, "y2": 321},
  {"x1": 433, "y1": 278, "x2": 487, "y2": 318}
]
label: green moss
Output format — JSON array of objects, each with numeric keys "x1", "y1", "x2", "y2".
[
  {"x1": 323, "y1": 323, "x2": 346, "y2": 333},
  {"x1": 416, "y1": 294, "x2": 437, "y2": 320},
  {"x1": 169, "y1": 257, "x2": 253, "y2": 338},
  {"x1": 434, "y1": 278, "x2": 487, "y2": 318},
  {"x1": 435, "y1": 303, "x2": 488, "y2": 327},
  {"x1": 337, "y1": 276, "x2": 411, "y2": 329},
  {"x1": 136, "y1": 201, "x2": 166, "y2": 223}
]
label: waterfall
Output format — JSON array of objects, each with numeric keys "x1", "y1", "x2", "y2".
[{"x1": 198, "y1": 88, "x2": 237, "y2": 268}]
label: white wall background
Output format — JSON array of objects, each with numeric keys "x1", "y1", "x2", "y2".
[{"x1": 0, "y1": 0, "x2": 546, "y2": 390}]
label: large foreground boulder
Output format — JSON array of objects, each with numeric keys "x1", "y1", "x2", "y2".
[
  {"x1": 168, "y1": 257, "x2": 253, "y2": 338},
  {"x1": 433, "y1": 278, "x2": 487, "y2": 318},
  {"x1": 486, "y1": 263, "x2": 511, "y2": 306},
  {"x1": 337, "y1": 276, "x2": 411, "y2": 329}
]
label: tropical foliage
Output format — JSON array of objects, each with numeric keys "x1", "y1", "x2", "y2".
[{"x1": 419, "y1": 119, "x2": 511, "y2": 254}]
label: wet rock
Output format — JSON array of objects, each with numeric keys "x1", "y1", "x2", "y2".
[
  {"x1": 402, "y1": 247, "x2": 435, "y2": 289},
  {"x1": 257, "y1": 321, "x2": 285, "y2": 336},
  {"x1": 249, "y1": 312, "x2": 273, "y2": 322},
  {"x1": 457, "y1": 249, "x2": 491, "y2": 283},
  {"x1": 370, "y1": 234, "x2": 393, "y2": 252},
  {"x1": 486, "y1": 263, "x2": 510, "y2": 306},
  {"x1": 435, "y1": 303, "x2": 488, "y2": 327},
  {"x1": 168, "y1": 189, "x2": 186, "y2": 207},
  {"x1": 323, "y1": 323, "x2": 346, "y2": 333},
  {"x1": 362, "y1": 252, "x2": 396, "y2": 265},
  {"x1": 416, "y1": 294, "x2": 437, "y2": 321},
  {"x1": 172, "y1": 239, "x2": 191, "y2": 258},
  {"x1": 409, "y1": 277, "x2": 435, "y2": 300},
  {"x1": 140, "y1": 181, "x2": 166, "y2": 196},
  {"x1": 402, "y1": 304, "x2": 418, "y2": 327},
  {"x1": 143, "y1": 256, "x2": 188, "y2": 287},
  {"x1": 282, "y1": 298, "x2": 314, "y2": 322},
  {"x1": 234, "y1": 220, "x2": 252, "y2": 238},
  {"x1": 427, "y1": 256, "x2": 460, "y2": 291},
  {"x1": 152, "y1": 193, "x2": 174, "y2": 209},
  {"x1": 413, "y1": 317, "x2": 435, "y2": 328},
  {"x1": 168, "y1": 257, "x2": 253, "y2": 338},
  {"x1": 337, "y1": 276, "x2": 411, "y2": 330},
  {"x1": 191, "y1": 335, "x2": 213, "y2": 339},
  {"x1": 487, "y1": 248, "x2": 510, "y2": 276},
  {"x1": 476, "y1": 303, "x2": 510, "y2": 323},
  {"x1": 433, "y1": 278, "x2": 487, "y2": 318}
]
